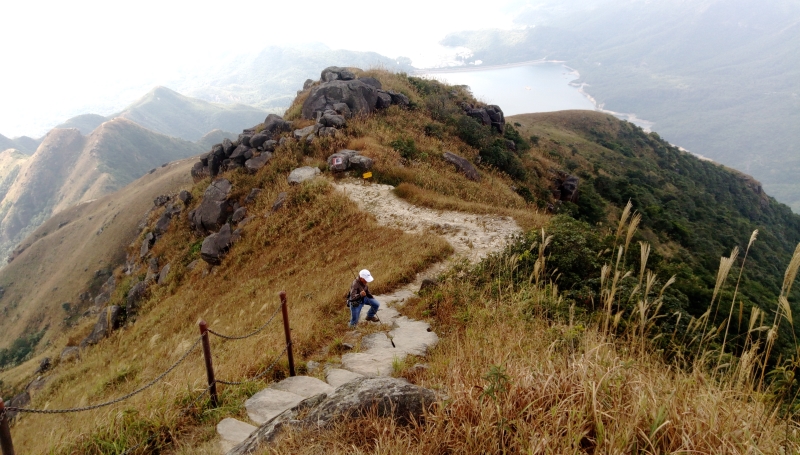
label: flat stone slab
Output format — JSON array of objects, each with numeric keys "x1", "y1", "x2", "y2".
[
  {"x1": 217, "y1": 418, "x2": 256, "y2": 453},
  {"x1": 390, "y1": 316, "x2": 439, "y2": 356},
  {"x1": 244, "y1": 388, "x2": 304, "y2": 425},
  {"x1": 271, "y1": 375, "x2": 334, "y2": 398},
  {"x1": 341, "y1": 347, "x2": 406, "y2": 377},
  {"x1": 361, "y1": 332, "x2": 394, "y2": 350},
  {"x1": 325, "y1": 368, "x2": 365, "y2": 388}
]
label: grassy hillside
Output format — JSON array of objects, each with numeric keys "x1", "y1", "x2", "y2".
[
  {"x1": 441, "y1": 0, "x2": 800, "y2": 211},
  {"x1": 2, "y1": 70, "x2": 799, "y2": 453},
  {"x1": 0, "y1": 121, "x2": 203, "y2": 268},
  {"x1": 113, "y1": 87, "x2": 267, "y2": 142},
  {"x1": 55, "y1": 114, "x2": 107, "y2": 135}
]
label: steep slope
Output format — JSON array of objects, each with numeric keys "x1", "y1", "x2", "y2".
[
  {"x1": 112, "y1": 86, "x2": 267, "y2": 141},
  {"x1": 441, "y1": 0, "x2": 800, "y2": 210},
  {"x1": 0, "y1": 134, "x2": 38, "y2": 154},
  {"x1": 0, "y1": 120, "x2": 203, "y2": 263},
  {"x1": 0, "y1": 159, "x2": 194, "y2": 353}
]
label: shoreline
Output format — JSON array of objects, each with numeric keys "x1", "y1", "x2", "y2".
[{"x1": 412, "y1": 58, "x2": 565, "y2": 75}]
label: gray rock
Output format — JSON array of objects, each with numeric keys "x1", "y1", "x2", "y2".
[
  {"x1": 376, "y1": 90, "x2": 393, "y2": 109},
  {"x1": 303, "y1": 79, "x2": 315, "y2": 90},
  {"x1": 278, "y1": 137, "x2": 289, "y2": 146},
  {"x1": 467, "y1": 108, "x2": 491, "y2": 126},
  {"x1": 191, "y1": 179, "x2": 232, "y2": 232},
  {"x1": 486, "y1": 104, "x2": 505, "y2": 133},
  {"x1": 154, "y1": 211, "x2": 172, "y2": 235},
  {"x1": 222, "y1": 138, "x2": 236, "y2": 156},
  {"x1": 443, "y1": 151, "x2": 481, "y2": 182},
  {"x1": 332, "y1": 102, "x2": 352, "y2": 118},
  {"x1": 94, "y1": 291, "x2": 110, "y2": 307},
  {"x1": 80, "y1": 306, "x2": 123, "y2": 347},
  {"x1": 245, "y1": 388, "x2": 305, "y2": 425},
  {"x1": 320, "y1": 113, "x2": 346, "y2": 128},
  {"x1": 358, "y1": 77, "x2": 382, "y2": 89},
  {"x1": 191, "y1": 161, "x2": 208, "y2": 179},
  {"x1": 320, "y1": 66, "x2": 356, "y2": 82},
  {"x1": 325, "y1": 368, "x2": 364, "y2": 388},
  {"x1": 200, "y1": 224, "x2": 233, "y2": 265},
  {"x1": 262, "y1": 140, "x2": 277, "y2": 152},
  {"x1": 293, "y1": 124, "x2": 319, "y2": 139},
  {"x1": 238, "y1": 134, "x2": 251, "y2": 147},
  {"x1": 218, "y1": 418, "x2": 257, "y2": 454},
  {"x1": 249, "y1": 133, "x2": 269, "y2": 150},
  {"x1": 157, "y1": 263, "x2": 171, "y2": 285},
  {"x1": 60, "y1": 346, "x2": 80, "y2": 363},
  {"x1": 231, "y1": 207, "x2": 247, "y2": 224},
  {"x1": 388, "y1": 91, "x2": 410, "y2": 107},
  {"x1": 127, "y1": 281, "x2": 148, "y2": 312},
  {"x1": 287, "y1": 167, "x2": 320, "y2": 185},
  {"x1": 231, "y1": 228, "x2": 243, "y2": 244},
  {"x1": 153, "y1": 195, "x2": 170, "y2": 207},
  {"x1": 306, "y1": 360, "x2": 320, "y2": 373},
  {"x1": 419, "y1": 278, "x2": 438, "y2": 292},
  {"x1": 228, "y1": 377, "x2": 437, "y2": 455},
  {"x1": 270, "y1": 376, "x2": 334, "y2": 398},
  {"x1": 556, "y1": 175, "x2": 579, "y2": 203},
  {"x1": 139, "y1": 232, "x2": 154, "y2": 258},
  {"x1": 302, "y1": 79, "x2": 380, "y2": 120},
  {"x1": 245, "y1": 152, "x2": 273, "y2": 174},
  {"x1": 244, "y1": 188, "x2": 262, "y2": 205},
  {"x1": 178, "y1": 190, "x2": 193, "y2": 204},
  {"x1": 261, "y1": 114, "x2": 292, "y2": 137},
  {"x1": 6, "y1": 391, "x2": 30, "y2": 421},
  {"x1": 187, "y1": 260, "x2": 199, "y2": 271},
  {"x1": 505, "y1": 139, "x2": 516, "y2": 152},
  {"x1": 327, "y1": 152, "x2": 351, "y2": 172},
  {"x1": 230, "y1": 144, "x2": 250, "y2": 164},
  {"x1": 348, "y1": 155, "x2": 374, "y2": 172},
  {"x1": 272, "y1": 192, "x2": 288, "y2": 212},
  {"x1": 36, "y1": 357, "x2": 52, "y2": 374}
]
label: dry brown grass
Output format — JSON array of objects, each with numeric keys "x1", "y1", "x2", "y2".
[{"x1": 268, "y1": 276, "x2": 797, "y2": 455}]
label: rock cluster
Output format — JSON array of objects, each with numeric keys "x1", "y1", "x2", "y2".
[
  {"x1": 327, "y1": 150, "x2": 374, "y2": 173},
  {"x1": 460, "y1": 102, "x2": 505, "y2": 133},
  {"x1": 301, "y1": 67, "x2": 409, "y2": 121},
  {"x1": 191, "y1": 114, "x2": 291, "y2": 179},
  {"x1": 552, "y1": 172, "x2": 580, "y2": 203}
]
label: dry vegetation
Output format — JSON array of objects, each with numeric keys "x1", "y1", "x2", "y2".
[{"x1": 3, "y1": 69, "x2": 798, "y2": 454}]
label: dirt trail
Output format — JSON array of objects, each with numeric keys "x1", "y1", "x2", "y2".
[{"x1": 335, "y1": 181, "x2": 522, "y2": 303}]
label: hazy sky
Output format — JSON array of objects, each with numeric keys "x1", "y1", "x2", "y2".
[{"x1": 0, "y1": 0, "x2": 527, "y2": 137}]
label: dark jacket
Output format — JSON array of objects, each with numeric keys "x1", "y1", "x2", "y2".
[{"x1": 349, "y1": 278, "x2": 373, "y2": 303}]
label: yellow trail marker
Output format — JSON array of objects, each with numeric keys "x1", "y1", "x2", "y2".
[{"x1": 362, "y1": 172, "x2": 373, "y2": 179}]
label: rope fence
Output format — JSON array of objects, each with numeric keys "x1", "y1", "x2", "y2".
[{"x1": 0, "y1": 291, "x2": 296, "y2": 455}]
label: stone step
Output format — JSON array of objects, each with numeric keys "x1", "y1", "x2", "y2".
[
  {"x1": 389, "y1": 316, "x2": 439, "y2": 356},
  {"x1": 244, "y1": 388, "x2": 304, "y2": 425},
  {"x1": 271, "y1": 375, "x2": 334, "y2": 398},
  {"x1": 325, "y1": 368, "x2": 364, "y2": 388},
  {"x1": 217, "y1": 418, "x2": 257, "y2": 453}
]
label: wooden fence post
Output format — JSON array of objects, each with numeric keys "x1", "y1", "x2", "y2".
[
  {"x1": 198, "y1": 320, "x2": 219, "y2": 407},
  {"x1": 279, "y1": 291, "x2": 296, "y2": 377},
  {"x1": 0, "y1": 398, "x2": 15, "y2": 455}
]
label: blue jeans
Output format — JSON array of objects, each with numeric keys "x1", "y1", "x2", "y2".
[{"x1": 349, "y1": 297, "x2": 380, "y2": 327}]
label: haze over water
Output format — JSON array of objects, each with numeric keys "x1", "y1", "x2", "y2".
[{"x1": 420, "y1": 63, "x2": 596, "y2": 115}]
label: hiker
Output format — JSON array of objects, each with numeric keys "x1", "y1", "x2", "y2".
[{"x1": 348, "y1": 269, "x2": 381, "y2": 327}]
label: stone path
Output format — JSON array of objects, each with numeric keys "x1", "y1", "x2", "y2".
[{"x1": 216, "y1": 181, "x2": 521, "y2": 453}]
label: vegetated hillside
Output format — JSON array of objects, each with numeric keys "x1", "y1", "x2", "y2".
[
  {"x1": 184, "y1": 44, "x2": 412, "y2": 111},
  {"x1": 0, "y1": 120, "x2": 204, "y2": 265},
  {"x1": 441, "y1": 0, "x2": 800, "y2": 211},
  {"x1": 55, "y1": 114, "x2": 107, "y2": 135},
  {"x1": 0, "y1": 158, "x2": 194, "y2": 361},
  {"x1": 113, "y1": 86, "x2": 268, "y2": 142},
  {"x1": 3, "y1": 70, "x2": 799, "y2": 454},
  {"x1": 509, "y1": 110, "x2": 800, "y2": 358}
]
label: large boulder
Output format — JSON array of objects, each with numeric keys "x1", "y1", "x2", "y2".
[
  {"x1": 6, "y1": 392, "x2": 30, "y2": 421},
  {"x1": 302, "y1": 80, "x2": 380, "y2": 120},
  {"x1": 191, "y1": 179, "x2": 233, "y2": 232},
  {"x1": 191, "y1": 161, "x2": 208, "y2": 180},
  {"x1": 227, "y1": 377, "x2": 438, "y2": 455},
  {"x1": 293, "y1": 124, "x2": 319, "y2": 139},
  {"x1": 467, "y1": 108, "x2": 491, "y2": 126},
  {"x1": 486, "y1": 105, "x2": 505, "y2": 133},
  {"x1": 127, "y1": 281, "x2": 148, "y2": 313},
  {"x1": 348, "y1": 155, "x2": 374, "y2": 172},
  {"x1": 555, "y1": 175, "x2": 580, "y2": 202},
  {"x1": 80, "y1": 306, "x2": 123, "y2": 347},
  {"x1": 201, "y1": 224, "x2": 233, "y2": 265},
  {"x1": 443, "y1": 152, "x2": 481, "y2": 182},
  {"x1": 320, "y1": 112, "x2": 346, "y2": 128},
  {"x1": 376, "y1": 91, "x2": 393, "y2": 109},
  {"x1": 261, "y1": 114, "x2": 293, "y2": 137},
  {"x1": 320, "y1": 66, "x2": 356, "y2": 82},
  {"x1": 358, "y1": 77, "x2": 382, "y2": 89},
  {"x1": 245, "y1": 152, "x2": 273, "y2": 174},
  {"x1": 288, "y1": 167, "x2": 320, "y2": 185}
]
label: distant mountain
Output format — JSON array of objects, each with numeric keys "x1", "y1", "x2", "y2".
[
  {"x1": 0, "y1": 119, "x2": 203, "y2": 262},
  {"x1": 0, "y1": 158, "x2": 194, "y2": 351},
  {"x1": 196, "y1": 129, "x2": 237, "y2": 149},
  {"x1": 55, "y1": 114, "x2": 107, "y2": 135},
  {"x1": 111, "y1": 86, "x2": 267, "y2": 141},
  {"x1": 184, "y1": 44, "x2": 413, "y2": 111},
  {"x1": 0, "y1": 134, "x2": 39, "y2": 154},
  {"x1": 441, "y1": 0, "x2": 800, "y2": 210}
]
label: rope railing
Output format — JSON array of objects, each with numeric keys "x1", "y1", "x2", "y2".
[{"x1": 0, "y1": 291, "x2": 296, "y2": 455}]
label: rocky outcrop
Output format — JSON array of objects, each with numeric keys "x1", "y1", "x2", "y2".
[
  {"x1": 552, "y1": 173, "x2": 579, "y2": 203},
  {"x1": 60, "y1": 346, "x2": 80, "y2": 363},
  {"x1": 320, "y1": 66, "x2": 356, "y2": 82},
  {"x1": 302, "y1": 71, "x2": 410, "y2": 121},
  {"x1": 460, "y1": 103, "x2": 505, "y2": 133},
  {"x1": 228, "y1": 377, "x2": 438, "y2": 455},
  {"x1": 443, "y1": 152, "x2": 481, "y2": 182},
  {"x1": 189, "y1": 179, "x2": 232, "y2": 233},
  {"x1": 80, "y1": 306, "x2": 123, "y2": 347},
  {"x1": 201, "y1": 223, "x2": 233, "y2": 265}
]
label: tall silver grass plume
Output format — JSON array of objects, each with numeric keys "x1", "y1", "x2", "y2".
[
  {"x1": 659, "y1": 275, "x2": 676, "y2": 297},
  {"x1": 712, "y1": 247, "x2": 739, "y2": 304},
  {"x1": 748, "y1": 229, "x2": 759, "y2": 248},
  {"x1": 615, "y1": 200, "x2": 633, "y2": 241},
  {"x1": 779, "y1": 295, "x2": 793, "y2": 326},
  {"x1": 781, "y1": 243, "x2": 800, "y2": 297},
  {"x1": 624, "y1": 212, "x2": 642, "y2": 254},
  {"x1": 639, "y1": 241, "x2": 650, "y2": 283}
]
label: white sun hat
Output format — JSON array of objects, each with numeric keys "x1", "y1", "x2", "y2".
[{"x1": 359, "y1": 269, "x2": 374, "y2": 283}]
